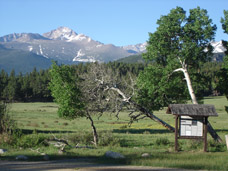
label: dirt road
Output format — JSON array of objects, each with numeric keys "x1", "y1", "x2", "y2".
[{"x1": 0, "y1": 159, "x2": 195, "y2": 171}]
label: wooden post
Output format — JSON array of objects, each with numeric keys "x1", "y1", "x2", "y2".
[
  {"x1": 204, "y1": 117, "x2": 208, "y2": 152},
  {"x1": 175, "y1": 115, "x2": 179, "y2": 152}
]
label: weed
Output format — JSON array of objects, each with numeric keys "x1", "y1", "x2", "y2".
[
  {"x1": 186, "y1": 139, "x2": 203, "y2": 150},
  {"x1": 63, "y1": 122, "x2": 68, "y2": 126},
  {"x1": 155, "y1": 137, "x2": 170, "y2": 146}
]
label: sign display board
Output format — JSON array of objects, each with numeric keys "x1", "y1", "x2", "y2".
[{"x1": 180, "y1": 116, "x2": 203, "y2": 137}]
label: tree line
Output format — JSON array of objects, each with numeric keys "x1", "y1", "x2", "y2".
[
  {"x1": 0, "y1": 62, "x2": 145, "y2": 102},
  {"x1": 0, "y1": 61, "x2": 226, "y2": 103}
]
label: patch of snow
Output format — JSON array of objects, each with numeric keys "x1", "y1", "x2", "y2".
[
  {"x1": 39, "y1": 45, "x2": 48, "y2": 58},
  {"x1": 76, "y1": 49, "x2": 85, "y2": 57},
  {"x1": 61, "y1": 27, "x2": 72, "y2": 33},
  {"x1": 67, "y1": 34, "x2": 87, "y2": 42},
  {"x1": 88, "y1": 37, "x2": 91, "y2": 42},
  {"x1": 122, "y1": 42, "x2": 147, "y2": 53},
  {"x1": 73, "y1": 50, "x2": 96, "y2": 62},
  {"x1": 96, "y1": 44, "x2": 102, "y2": 48},
  {"x1": 28, "y1": 46, "x2": 33, "y2": 51},
  {"x1": 211, "y1": 41, "x2": 226, "y2": 53},
  {"x1": 204, "y1": 41, "x2": 226, "y2": 53},
  {"x1": 73, "y1": 58, "x2": 96, "y2": 62},
  {"x1": 43, "y1": 26, "x2": 78, "y2": 41}
]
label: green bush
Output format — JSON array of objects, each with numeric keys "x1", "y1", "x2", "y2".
[
  {"x1": 68, "y1": 132, "x2": 93, "y2": 145},
  {"x1": 208, "y1": 140, "x2": 226, "y2": 152},
  {"x1": 98, "y1": 131, "x2": 120, "y2": 147},
  {"x1": 15, "y1": 133, "x2": 48, "y2": 148},
  {"x1": 68, "y1": 131, "x2": 121, "y2": 147}
]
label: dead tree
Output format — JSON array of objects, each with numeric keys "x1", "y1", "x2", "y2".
[{"x1": 84, "y1": 63, "x2": 175, "y2": 132}]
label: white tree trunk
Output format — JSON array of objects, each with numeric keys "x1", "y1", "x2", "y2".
[
  {"x1": 182, "y1": 68, "x2": 198, "y2": 104},
  {"x1": 173, "y1": 67, "x2": 198, "y2": 104}
]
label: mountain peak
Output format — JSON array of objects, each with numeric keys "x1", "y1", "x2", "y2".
[
  {"x1": 43, "y1": 26, "x2": 78, "y2": 40},
  {"x1": 56, "y1": 26, "x2": 75, "y2": 33},
  {"x1": 0, "y1": 33, "x2": 49, "y2": 42}
]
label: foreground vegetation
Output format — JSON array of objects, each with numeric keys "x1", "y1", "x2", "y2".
[{"x1": 0, "y1": 96, "x2": 227, "y2": 170}]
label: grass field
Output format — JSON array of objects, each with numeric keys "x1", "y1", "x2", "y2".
[{"x1": 0, "y1": 96, "x2": 228, "y2": 170}]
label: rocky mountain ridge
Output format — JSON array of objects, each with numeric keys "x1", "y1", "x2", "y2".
[
  {"x1": 0, "y1": 27, "x2": 144, "y2": 63},
  {"x1": 0, "y1": 27, "x2": 226, "y2": 74}
]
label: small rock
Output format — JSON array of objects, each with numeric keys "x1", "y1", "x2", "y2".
[
  {"x1": 16, "y1": 155, "x2": 28, "y2": 160},
  {"x1": 141, "y1": 153, "x2": 150, "y2": 157},
  {"x1": 105, "y1": 151, "x2": 125, "y2": 159},
  {"x1": 0, "y1": 149, "x2": 7, "y2": 154}
]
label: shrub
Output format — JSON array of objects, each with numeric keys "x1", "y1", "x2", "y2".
[
  {"x1": 98, "y1": 131, "x2": 120, "y2": 147},
  {"x1": 15, "y1": 133, "x2": 48, "y2": 148},
  {"x1": 68, "y1": 131, "x2": 121, "y2": 147},
  {"x1": 155, "y1": 137, "x2": 170, "y2": 146},
  {"x1": 208, "y1": 140, "x2": 226, "y2": 152},
  {"x1": 0, "y1": 101, "x2": 16, "y2": 134},
  {"x1": 68, "y1": 132, "x2": 93, "y2": 145},
  {"x1": 186, "y1": 139, "x2": 203, "y2": 150}
]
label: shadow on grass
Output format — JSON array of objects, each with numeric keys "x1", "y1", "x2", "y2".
[
  {"x1": 0, "y1": 155, "x2": 102, "y2": 171},
  {"x1": 1, "y1": 151, "x2": 225, "y2": 170},
  {"x1": 215, "y1": 129, "x2": 228, "y2": 132},
  {"x1": 19, "y1": 129, "x2": 75, "y2": 135},
  {"x1": 113, "y1": 129, "x2": 171, "y2": 134}
]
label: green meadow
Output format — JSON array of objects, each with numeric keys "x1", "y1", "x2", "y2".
[{"x1": 0, "y1": 96, "x2": 228, "y2": 170}]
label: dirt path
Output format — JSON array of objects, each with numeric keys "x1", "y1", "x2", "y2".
[{"x1": 0, "y1": 159, "x2": 196, "y2": 171}]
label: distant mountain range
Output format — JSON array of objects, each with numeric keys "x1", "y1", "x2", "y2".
[
  {"x1": 0, "y1": 26, "x2": 226, "y2": 73},
  {"x1": 0, "y1": 27, "x2": 145, "y2": 63}
]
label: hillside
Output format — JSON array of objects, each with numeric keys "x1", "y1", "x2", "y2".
[
  {"x1": 0, "y1": 45, "x2": 52, "y2": 74},
  {"x1": 116, "y1": 54, "x2": 144, "y2": 63}
]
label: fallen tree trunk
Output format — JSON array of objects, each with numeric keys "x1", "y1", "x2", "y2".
[
  {"x1": 132, "y1": 101, "x2": 175, "y2": 132},
  {"x1": 207, "y1": 122, "x2": 223, "y2": 143}
]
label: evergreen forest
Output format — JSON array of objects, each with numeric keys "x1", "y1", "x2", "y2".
[{"x1": 0, "y1": 61, "x2": 225, "y2": 103}]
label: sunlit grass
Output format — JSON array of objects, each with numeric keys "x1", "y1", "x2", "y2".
[{"x1": 1, "y1": 96, "x2": 227, "y2": 170}]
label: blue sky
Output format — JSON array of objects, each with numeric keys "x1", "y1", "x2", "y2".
[{"x1": 1, "y1": 0, "x2": 228, "y2": 46}]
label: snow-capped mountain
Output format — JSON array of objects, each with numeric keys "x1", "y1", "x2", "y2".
[
  {"x1": 122, "y1": 42, "x2": 147, "y2": 53},
  {"x1": 0, "y1": 27, "x2": 226, "y2": 67},
  {"x1": 43, "y1": 27, "x2": 94, "y2": 43},
  {"x1": 0, "y1": 33, "x2": 49, "y2": 42},
  {"x1": 43, "y1": 27, "x2": 78, "y2": 41},
  {"x1": 0, "y1": 27, "x2": 135, "y2": 63},
  {"x1": 211, "y1": 41, "x2": 226, "y2": 53},
  {"x1": 122, "y1": 41, "x2": 227, "y2": 55}
]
